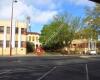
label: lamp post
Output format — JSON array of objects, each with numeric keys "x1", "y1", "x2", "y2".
[{"x1": 10, "y1": 0, "x2": 17, "y2": 56}]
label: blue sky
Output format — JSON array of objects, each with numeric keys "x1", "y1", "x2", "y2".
[{"x1": 0, "y1": 0, "x2": 95, "y2": 33}]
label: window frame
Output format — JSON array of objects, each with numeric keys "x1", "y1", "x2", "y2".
[{"x1": 0, "y1": 26, "x2": 4, "y2": 33}]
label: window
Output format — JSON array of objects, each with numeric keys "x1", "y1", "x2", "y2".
[
  {"x1": 36, "y1": 37, "x2": 39, "y2": 42},
  {"x1": 21, "y1": 28, "x2": 26, "y2": 34},
  {"x1": 6, "y1": 41, "x2": 10, "y2": 47},
  {"x1": 15, "y1": 27, "x2": 18, "y2": 34},
  {"x1": 29, "y1": 36, "x2": 31, "y2": 41},
  {"x1": 0, "y1": 40, "x2": 3, "y2": 47},
  {"x1": 21, "y1": 41, "x2": 26, "y2": 48},
  {"x1": 32, "y1": 36, "x2": 35, "y2": 41},
  {"x1": 15, "y1": 41, "x2": 18, "y2": 47},
  {"x1": 0, "y1": 26, "x2": 4, "y2": 33},
  {"x1": 7, "y1": 27, "x2": 10, "y2": 34}
]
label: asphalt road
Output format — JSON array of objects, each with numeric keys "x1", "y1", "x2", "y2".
[{"x1": 0, "y1": 56, "x2": 100, "y2": 80}]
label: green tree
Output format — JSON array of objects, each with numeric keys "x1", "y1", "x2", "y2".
[
  {"x1": 84, "y1": 4, "x2": 100, "y2": 29},
  {"x1": 26, "y1": 42, "x2": 35, "y2": 53},
  {"x1": 74, "y1": 26, "x2": 97, "y2": 40},
  {"x1": 40, "y1": 13, "x2": 82, "y2": 51},
  {"x1": 83, "y1": 4, "x2": 100, "y2": 40}
]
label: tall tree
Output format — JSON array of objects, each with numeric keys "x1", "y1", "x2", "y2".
[
  {"x1": 84, "y1": 3, "x2": 100, "y2": 29},
  {"x1": 40, "y1": 13, "x2": 82, "y2": 50},
  {"x1": 74, "y1": 26, "x2": 97, "y2": 40},
  {"x1": 83, "y1": 3, "x2": 100, "y2": 40}
]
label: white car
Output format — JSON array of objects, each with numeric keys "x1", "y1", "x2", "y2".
[{"x1": 89, "y1": 50, "x2": 96, "y2": 55}]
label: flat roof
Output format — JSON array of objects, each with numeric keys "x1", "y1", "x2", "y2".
[{"x1": 27, "y1": 32, "x2": 40, "y2": 35}]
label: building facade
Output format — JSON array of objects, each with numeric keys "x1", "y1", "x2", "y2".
[
  {"x1": 27, "y1": 32, "x2": 41, "y2": 49},
  {"x1": 70, "y1": 39, "x2": 97, "y2": 54},
  {"x1": 0, "y1": 20, "x2": 27, "y2": 56}
]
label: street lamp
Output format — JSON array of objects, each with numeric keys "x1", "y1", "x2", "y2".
[{"x1": 10, "y1": 0, "x2": 17, "y2": 56}]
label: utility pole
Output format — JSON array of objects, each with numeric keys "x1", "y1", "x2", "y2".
[{"x1": 10, "y1": 0, "x2": 17, "y2": 56}]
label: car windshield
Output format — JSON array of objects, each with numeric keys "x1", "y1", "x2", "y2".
[{"x1": 0, "y1": 0, "x2": 100, "y2": 80}]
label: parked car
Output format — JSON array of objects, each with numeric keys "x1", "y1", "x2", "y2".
[{"x1": 88, "y1": 50, "x2": 96, "y2": 55}]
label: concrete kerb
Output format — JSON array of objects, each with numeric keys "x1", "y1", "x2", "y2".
[{"x1": 0, "y1": 52, "x2": 100, "y2": 58}]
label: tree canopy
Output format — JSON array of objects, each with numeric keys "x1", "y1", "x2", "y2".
[
  {"x1": 82, "y1": 4, "x2": 100, "y2": 40},
  {"x1": 40, "y1": 13, "x2": 82, "y2": 50},
  {"x1": 84, "y1": 4, "x2": 100, "y2": 29}
]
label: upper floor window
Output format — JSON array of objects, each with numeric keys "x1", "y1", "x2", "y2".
[
  {"x1": 0, "y1": 26, "x2": 4, "y2": 33},
  {"x1": 32, "y1": 36, "x2": 35, "y2": 41},
  {"x1": 29, "y1": 36, "x2": 31, "y2": 41},
  {"x1": 21, "y1": 28, "x2": 26, "y2": 35},
  {"x1": 36, "y1": 36, "x2": 39, "y2": 42},
  {"x1": 15, "y1": 27, "x2": 18, "y2": 34},
  {"x1": 7, "y1": 27, "x2": 10, "y2": 34}
]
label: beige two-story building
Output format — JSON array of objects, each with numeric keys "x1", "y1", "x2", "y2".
[
  {"x1": 27, "y1": 32, "x2": 41, "y2": 49},
  {"x1": 0, "y1": 20, "x2": 27, "y2": 56}
]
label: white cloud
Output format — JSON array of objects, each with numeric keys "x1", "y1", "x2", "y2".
[
  {"x1": 28, "y1": 0, "x2": 56, "y2": 10},
  {"x1": 0, "y1": 0, "x2": 95, "y2": 27},
  {"x1": 66, "y1": 0, "x2": 95, "y2": 6},
  {"x1": 0, "y1": 0, "x2": 57, "y2": 25},
  {"x1": 0, "y1": 6, "x2": 11, "y2": 19},
  {"x1": 32, "y1": 10, "x2": 57, "y2": 24},
  {"x1": 0, "y1": 1, "x2": 29, "y2": 19}
]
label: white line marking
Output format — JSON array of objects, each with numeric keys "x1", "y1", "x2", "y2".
[
  {"x1": 86, "y1": 64, "x2": 89, "y2": 80},
  {"x1": 37, "y1": 66, "x2": 56, "y2": 80},
  {"x1": 0, "y1": 70, "x2": 11, "y2": 75}
]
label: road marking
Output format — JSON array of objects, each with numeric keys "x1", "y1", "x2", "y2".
[
  {"x1": 0, "y1": 70, "x2": 11, "y2": 75},
  {"x1": 85, "y1": 64, "x2": 89, "y2": 80},
  {"x1": 37, "y1": 66, "x2": 56, "y2": 80}
]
